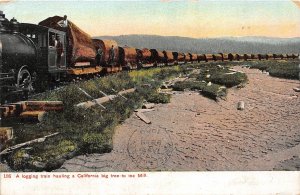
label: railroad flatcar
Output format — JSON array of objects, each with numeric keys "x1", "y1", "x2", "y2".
[
  {"x1": 163, "y1": 51, "x2": 175, "y2": 65},
  {"x1": 136, "y1": 48, "x2": 154, "y2": 68},
  {"x1": 205, "y1": 54, "x2": 214, "y2": 62},
  {"x1": 287, "y1": 54, "x2": 299, "y2": 59},
  {"x1": 281, "y1": 54, "x2": 288, "y2": 59},
  {"x1": 197, "y1": 54, "x2": 206, "y2": 62},
  {"x1": 251, "y1": 54, "x2": 259, "y2": 61},
  {"x1": 243, "y1": 54, "x2": 251, "y2": 61},
  {"x1": 266, "y1": 54, "x2": 273, "y2": 60},
  {"x1": 258, "y1": 54, "x2": 267, "y2": 60},
  {"x1": 150, "y1": 49, "x2": 165, "y2": 67},
  {"x1": 172, "y1": 52, "x2": 179, "y2": 64},
  {"x1": 213, "y1": 54, "x2": 222, "y2": 61},
  {"x1": 92, "y1": 39, "x2": 121, "y2": 72},
  {"x1": 273, "y1": 54, "x2": 282, "y2": 60},
  {"x1": 228, "y1": 53, "x2": 240, "y2": 61},
  {"x1": 221, "y1": 53, "x2": 229, "y2": 61},
  {"x1": 172, "y1": 52, "x2": 185, "y2": 65},
  {"x1": 39, "y1": 16, "x2": 98, "y2": 75},
  {"x1": 184, "y1": 53, "x2": 191, "y2": 63},
  {"x1": 118, "y1": 46, "x2": 139, "y2": 70},
  {"x1": 191, "y1": 54, "x2": 198, "y2": 63}
]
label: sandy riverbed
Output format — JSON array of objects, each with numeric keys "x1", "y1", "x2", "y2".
[{"x1": 55, "y1": 66, "x2": 300, "y2": 171}]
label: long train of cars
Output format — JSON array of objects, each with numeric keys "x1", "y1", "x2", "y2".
[{"x1": 0, "y1": 11, "x2": 299, "y2": 103}]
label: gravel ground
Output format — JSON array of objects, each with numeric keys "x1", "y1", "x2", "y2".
[{"x1": 54, "y1": 66, "x2": 300, "y2": 171}]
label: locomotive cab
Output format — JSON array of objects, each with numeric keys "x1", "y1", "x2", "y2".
[{"x1": 19, "y1": 23, "x2": 67, "y2": 73}]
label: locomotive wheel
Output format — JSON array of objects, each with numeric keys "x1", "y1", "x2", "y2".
[{"x1": 16, "y1": 68, "x2": 33, "y2": 92}]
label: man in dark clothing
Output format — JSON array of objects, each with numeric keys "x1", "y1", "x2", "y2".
[
  {"x1": 108, "y1": 45, "x2": 114, "y2": 65},
  {"x1": 96, "y1": 46, "x2": 103, "y2": 65},
  {"x1": 56, "y1": 36, "x2": 64, "y2": 67}
]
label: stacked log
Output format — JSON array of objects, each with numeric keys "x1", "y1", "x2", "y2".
[
  {"x1": 163, "y1": 50, "x2": 175, "y2": 64},
  {"x1": 205, "y1": 54, "x2": 214, "y2": 62},
  {"x1": 92, "y1": 39, "x2": 119, "y2": 66},
  {"x1": 150, "y1": 49, "x2": 165, "y2": 66},
  {"x1": 191, "y1": 54, "x2": 198, "y2": 63},
  {"x1": 222, "y1": 53, "x2": 229, "y2": 61},
  {"x1": 177, "y1": 52, "x2": 185, "y2": 64},
  {"x1": 119, "y1": 46, "x2": 138, "y2": 69},
  {"x1": 197, "y1": 54, "x2": 207, "y2": 62},
  {"x1": 228, "y1": 53, "x2": 240, "y2": 61},
  {"x1": 0, "y1": 101, "x2": 63, "y2": 121},
  {"x1": 213, "y1": 54, "x2": 222, "y2": 61},
  {"x1": 185, "y1": 53, "x2": 191, "y2": 63}
]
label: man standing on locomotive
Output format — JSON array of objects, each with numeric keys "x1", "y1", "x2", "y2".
[
  {"x1": 57, "y1": 15, "x2": 68, "y2": 28},
  {"x1": 49, "y1": 34, "x2": 57, "y2": 47},
  {"x1": 56, "y1": 36, "x2": 64, "y2": 67},
  {"x1": 108, "y1": 45, "x2": 114, "y2": 65}
]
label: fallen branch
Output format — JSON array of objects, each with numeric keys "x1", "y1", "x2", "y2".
[
  {"x1": 136, "y1": 111, "x2": 151, "y2": 124},
  {"x1": 76, "y1": 88, "x2": 136, "y2": 109},
  {"x1": 0, "y1": 132, "x2": 60, "y2": 155},
  {"x1": 142, "y1": 103, "x2": 155, "y2": 109},
  {"x1": 293, "y1": 88, "x2": 300, "y2": 92},
  {"x1": 134, "y1": 109, "x2": 155, "y2": 113}
]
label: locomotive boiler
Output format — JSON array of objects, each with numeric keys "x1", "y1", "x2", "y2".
[{"x1": 0, "y1": 14, "x2": 37, "y2": 91}]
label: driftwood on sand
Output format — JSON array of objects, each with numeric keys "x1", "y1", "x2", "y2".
[
  {"x1": 0, "y1": 132, "x2": 60, "y2": 155},
  {"x1": 76, "y1": 88, "x2": 136, "y2": 109}
]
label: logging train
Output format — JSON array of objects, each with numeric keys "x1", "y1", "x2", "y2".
[{"x1": 0, "y1": 11, "x2": 299, "y2": 103}]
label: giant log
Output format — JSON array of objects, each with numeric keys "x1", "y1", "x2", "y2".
[{"x1": 39, "y1": 16, "x2": 96, "y2": 67}]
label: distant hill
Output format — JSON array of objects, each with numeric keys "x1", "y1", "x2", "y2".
[{"x1": 94, "y1": 35, "x2": 300, "y2": 54}]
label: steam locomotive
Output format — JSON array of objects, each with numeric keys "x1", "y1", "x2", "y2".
[{"x1": 0, "y1": 11, "x2": 298, "y2": 103}]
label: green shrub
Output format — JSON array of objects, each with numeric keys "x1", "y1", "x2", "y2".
[
  {"x1": 147, "y1": 93, "x2": 171, "y2": 104},
  {"x1": 247, "y1": 60, "x2": 299, "y2": 80},
  {"x1": 82, "y1": 132, "x2": 112, "y2": 153},
  {"x1": 268, "y1": 62, "x2": 299, "y2": 79},
  {"x1": 172, "y1": 81, "x2": 227, "y2": 100},
  {"x1": 210, "y1": 72, "x2": 248, "y2": 87}
]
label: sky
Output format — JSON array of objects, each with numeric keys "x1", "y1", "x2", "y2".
[{"x1": 0, "y1": 0, "x2": 299, "y2": 38}]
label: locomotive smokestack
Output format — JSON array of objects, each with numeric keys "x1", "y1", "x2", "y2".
[
  {"x1": 0, "y1": 10, "x2": 9, "y2": 32},
  {"x1": 0, "y1": 11, "x2": 4, "y2": 17},
  {"x1": 10, "y1": 17, "x2": 19, "y2": 33}
]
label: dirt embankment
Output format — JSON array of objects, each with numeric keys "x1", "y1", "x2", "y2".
[{"x1": 55, "y1": 66, "x2": 300, "y2": 171}]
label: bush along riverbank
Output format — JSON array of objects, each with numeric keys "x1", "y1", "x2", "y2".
[
  {"x1": 247, "y1": 60, "x2": 299, "y2": 80},
  {"x1": 173, "y1": 63, "x2": 248, "y2": 100}
]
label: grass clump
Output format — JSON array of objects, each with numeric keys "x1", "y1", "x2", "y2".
[
  {"x1": 248, "y1": 60, "x2": 299, "y2": 80},
  {"x1": 268, "y1": 62, "x2": 299, "y2": 79},
  {"x1": 146, "y1": 92, "x2": 171, "y2": 104},
  {"x1": 82, "y1": 132, "x2": 112, "y2": 154},
  {"x1": 172, "y1": 81, "x2": 227, "y2": 100},
  {"x1": 196, "y1": 64, "x2": 248, "y2": 88},
  {"x1": 210, "y1": 72, "x2": 248, "y2": 88}
]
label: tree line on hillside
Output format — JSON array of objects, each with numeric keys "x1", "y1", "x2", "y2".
[{"x1": 95, "y1": 35, "x2": 300, "y2": 54}]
